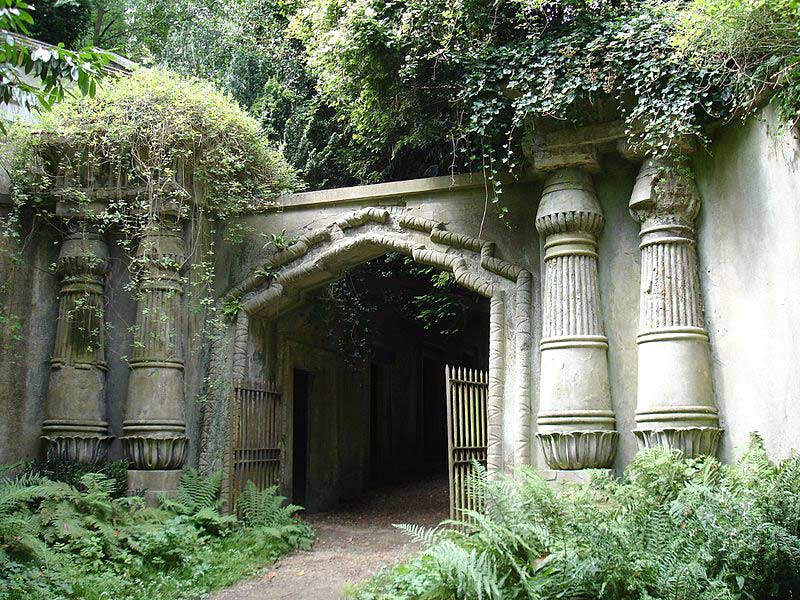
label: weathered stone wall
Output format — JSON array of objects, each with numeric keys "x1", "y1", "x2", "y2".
[
  {"x1": 694, "y1": 106, "x2": 800, "y2": 464},
  {"x1": 0, "y1": 215, "x2": 59, "y2": 464}
]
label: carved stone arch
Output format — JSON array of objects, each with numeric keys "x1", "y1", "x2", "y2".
[{"x1": 202, "y1": 207, "x2": 533, "y2": 485}]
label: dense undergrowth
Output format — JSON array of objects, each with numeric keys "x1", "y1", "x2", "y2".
[
  {"x1": 0, "y1": 462, "x2": 313, "y2": 600},
  {"x1": 353, "y1": 435, "x2": 800, "y2": 600}
]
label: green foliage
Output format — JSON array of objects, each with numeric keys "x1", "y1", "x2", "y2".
[
  {"x1": 289, "y1": 0, "x2": 800, "y2": 193},
  {"x1": 0, "y1": 464, "x2": 314, "y2": 599},
  {"x1": 10, "y1": 67, "x2": 298, "y2": 220},
  {"x1": 77, "y1": 0, "x2": 425, "y2": 187},
  {"x1": 353, "y1": 435, "x2": 800, "y2": 599},
  {"x1": 27, "y1": 0, "x2": 92, "y2": 47},
  {"x1": 0, "y1": 0, "x2": 109, "y2": 129},
  {"x1": 34, "y1": 0, "x2": 800, "y2": 190},
  {"x1": 161, "y1": 469, "x2": 223, "y2": 515},
  {"x1": 20, "y1": 455, "x2": 129, "y2": 498},
  {"x1": 675, "y1": 0, "x2": 800, "y2": 126},
  {"x1": 237, "y1": 481, "x2": 304, "y2": 527}
]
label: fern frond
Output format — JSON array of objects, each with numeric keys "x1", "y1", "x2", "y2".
[
  {"x1": 393, "y1": 522, "x2": 442, "y2": 548},
  {"x1": 236, "y1": 482, "x2": 302, "y2": 527},
  {"x1": 159, "y1": 469, "x2": 222, "y2": 515}
]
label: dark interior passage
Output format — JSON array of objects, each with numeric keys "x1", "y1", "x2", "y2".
[
  {"x1": 279, "y1": 253, "x2": 489, "y2": 511},
  {"x1": 422, "y1": 357, "x2": 447, "y2": 467},
  {"x1": 292, "y1": 369, "x2": 310, "y2": 506}
]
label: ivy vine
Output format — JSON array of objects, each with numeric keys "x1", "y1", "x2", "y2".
[{"x1": 292, "y1": 0, "x2": 800, "y2": 196}]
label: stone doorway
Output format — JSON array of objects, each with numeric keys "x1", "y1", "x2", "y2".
[
  {"x1": 203, "y1": 207, "x2": 534, "y2": 503},
  {"x1": 273, "y1": 253, "x2": 490, "y2": 512}
]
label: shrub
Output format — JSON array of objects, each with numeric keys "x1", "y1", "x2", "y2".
[
  {"x1": 9, "y1": 67, "x2": 299, "y2": 220},
  {"x1": 353, "y1": 435, "x2": 800, "y2": 599},
  {"x1": 0, "y1": 464, "x2": 313, "y2": 599},
  {"x1": 20, "y1": 455, "x2": 129, "y2": 498}
]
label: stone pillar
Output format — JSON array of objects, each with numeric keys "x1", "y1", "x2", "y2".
[
  {"x1": 42, "y1": 210, "x2": 112, "y2": 463},
  {"x1": 535, "y1": 167, "x2": 618, "y2": 472},
  {"x1": 122, "y1": 212, "x2": 188, "y2": 497},
  {"x1": 629, "y1": 158, "x2": 721, "y2": 456}
]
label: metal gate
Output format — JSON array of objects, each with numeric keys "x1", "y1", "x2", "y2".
[
  {"x1": 228, "y1": 380, "x2": 283, "y2": 508},
  {"x1": 445, "y1": 365, "x2": 488, "y2": 520}
]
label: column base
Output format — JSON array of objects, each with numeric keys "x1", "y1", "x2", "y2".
[
  {"x1": 537, "y1": 430, "x2": 619, "y2": 469},
  {"x1": 540, "y1": 468, "x2": 613, "y2": 486},
  {"x1": 127, "y1": 469, "x2": 181, "y2": 506},
  {"x1": 42, "y1": 435, "x2": 112, "y2": 464},
  {"x1": 634, "y1": 427, "x2": 722, "y2": 458},
  {"x1": 122, "y1": 434, "x2": 188, "y2": 470}
]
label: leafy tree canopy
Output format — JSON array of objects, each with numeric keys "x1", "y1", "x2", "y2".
[
  {"x1": 27, "y1": 0, "x2": 91, "y2": 47},
  {"x1": 20, "y1": 0, "x2": 800, "y2": 189},
  {"x1": 0, "y1": 0, "x2": 109, "y2": 129}
]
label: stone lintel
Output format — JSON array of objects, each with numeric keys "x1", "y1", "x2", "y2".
[
  {"x1": 525, "y1": 121, "x2": 627, "y2": 173},
  {"x1": 531, "y1": 149, "x2": 601, "y2": 174},
  {"x1": 535, "y1": 121, "x2": 628, "y2": 152},
  {"x1": 55, "y1": 198, "x2": 108, "y2": 220}
]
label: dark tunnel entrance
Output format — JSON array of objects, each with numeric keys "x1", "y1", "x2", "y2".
[{"x1": 278, "y1": 253, "x2": 489, "y2": 513}]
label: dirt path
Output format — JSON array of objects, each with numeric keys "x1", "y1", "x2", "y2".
[{"x1": 212, "y1": 476, "x2": 449, "y2": 600}]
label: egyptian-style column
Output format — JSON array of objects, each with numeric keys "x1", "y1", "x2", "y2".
[
  {"x1": 42, "y1": 203, "x2": 112, "y2": 463},
  {"x1": 122, "y1": 208, "x2": 188, "y2": 496},
  {"x1": 535, "y1": 167, "x2": 618, "y2": 471},
  {"x1": 629, "y1": 157, "x2": 721, "y2": 456}
]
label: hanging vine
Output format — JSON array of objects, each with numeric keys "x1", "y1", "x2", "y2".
[{"x1": 1, "y1": 66, "x2": 299, "y2": 393}]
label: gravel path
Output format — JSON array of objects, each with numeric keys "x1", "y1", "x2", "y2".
[{"x1": 211, "y1": 476, "x2": 449, "y2": 600}]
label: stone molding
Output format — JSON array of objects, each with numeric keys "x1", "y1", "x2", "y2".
[
  {"x1": 629, "y1": 158, "x2": 722, "y2": 457},
  {"x1": 42, "y1": 214, "x2": 111, "y2": 463},
  {"x1": 227, "y1": 207, "x2": 527, "y2": 306},
  {"x1": 634, "y1": 427, "x2": 722, "y2": 457},
  {"x1": 535, "y1": 167, "x2": 618, "y2": 470},
  {"x1": 42, "y1": 434, "x2": 112, "y2": 464},
  {"x1": 207, "y1": 206, "x2": 534, "y2": 481}
]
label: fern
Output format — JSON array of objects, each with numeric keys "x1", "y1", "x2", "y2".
[
  {"x1": 0, "y1": 465, "x2": 314, "y2": 598},
  {"x1": 236, "y1": 482, "x2": 303, "y2": 528},
  {"x1": 393, "y1": 522, "x2": 442, "y2": 548},
  {"x1": 354, "y1": 436, "x2": 800, "y2": 600},
  {"x1": 159, "y1": 468, "x2": 222, "y2": 515}
]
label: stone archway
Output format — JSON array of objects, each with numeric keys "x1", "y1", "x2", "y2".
[{"x1": 200, "y1": 206, "x2": 533, "y2": 490}]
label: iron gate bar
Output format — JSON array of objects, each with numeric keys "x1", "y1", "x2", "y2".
[
  {"x1": 445, "y1": 365, "x2": 489, "y2": 522},
  {"x1": 228, "y1": 379, "x2": 283, "y2": 510}
]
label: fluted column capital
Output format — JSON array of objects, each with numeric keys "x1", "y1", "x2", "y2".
[
  {"x1": 629, "y1": 157, "x2": 700, "y2": 231},
  {"x1": 535, "y1": 167, "x2": 605, "y2": 237}
]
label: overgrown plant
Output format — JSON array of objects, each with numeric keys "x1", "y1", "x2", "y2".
[
  {"x1": 0, "y1": 464, "x2": 313, "y2": 599},
  {"x1": 353, "y1": 435, "x2": 800, "y2": 599},
  {"x1": 1, "y1": 67, "x2": 299, "y2": 427},
  {"x1": 675, "y1": 0, "x2": 800, "y2": 127},
  {"x1": 291, "y1": 0, "x2": 800, "y2": 198},
  {"x1": 8, "y1": 66, "x2": 298, "y2": 221}
]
